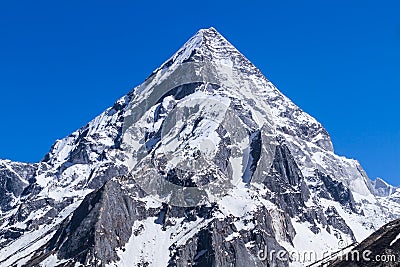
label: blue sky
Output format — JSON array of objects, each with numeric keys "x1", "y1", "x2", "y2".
[{"x1": 0, "y1": 1, "x2": 399, "y2": 184}]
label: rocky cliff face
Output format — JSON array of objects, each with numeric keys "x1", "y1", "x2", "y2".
[
  {"x1": 0, "y1": 27, "x2": 398, "y2": 267},
  {"x1": 0, "y1": 160, "x2": 37, "y2": 212}
]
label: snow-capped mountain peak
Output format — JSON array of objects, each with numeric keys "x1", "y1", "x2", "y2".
[{"x1": 0, "y1": 27, "x2": 398, "y2": 267}]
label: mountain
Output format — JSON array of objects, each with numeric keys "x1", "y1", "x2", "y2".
[
  {"x1": 327, "y1": 218, "x2": 400, "y2": 267},
  {"x1": 372, "y1": 178, "x2": 397, "y2": 197},
  {"x1": 0, "y1": 27, "x2": 398, "y2": 267}
]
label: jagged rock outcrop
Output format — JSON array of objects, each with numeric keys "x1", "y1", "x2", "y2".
[
  {"x1": 26, "y1": 178, "x2": 150, "y2": 266},
  {"x1": 0, "y1": 160, "x2": 36, "y2": 212}
]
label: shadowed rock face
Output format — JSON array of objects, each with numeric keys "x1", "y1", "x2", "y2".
[
  {"x1": 22, "y1": 142, "x2": 358, "y2": 267},
  {"x1": 372, "y1": 178, "x2": 397, "y2": 197},
  {"x1": 26, "y1": 179, "x2": 151, "y2": 266},
  {"x1": 264, "y1": 144, "x2": 309, "y2": 218},
  {"x1": 318, "y1": 171, "x2": 357, "y2": 213},
  {"x1": 168, "y1": 211, "x2": 290, "y2": 267},
  {"x1": 328, "y1": 219, "x2": 400, "y2": 267},
  {"x1": 24, "y1": 144, "x2": 300, "y2": 267},
  {"x1": 0, "y1": 161, "x2": 36, "y2": 212}
]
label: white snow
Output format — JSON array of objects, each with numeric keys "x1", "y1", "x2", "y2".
[{"x1": 391, "y1": 233, "x2": 400, "y2": 246}]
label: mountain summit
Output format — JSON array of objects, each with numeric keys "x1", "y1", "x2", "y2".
[{"x1": 0, "y1": 28, "x2": 398, "y2": 267}]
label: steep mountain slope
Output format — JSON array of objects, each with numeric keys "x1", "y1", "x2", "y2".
[
  {"x1": 0, "y1": 160, "x2": 37, "y2": 212},
  {"x1": 0, "y1": 27, "x2": 398, "y2": 267},
  {"x1": 327, "y1": 218, "x2": 400, "y2": 267}
]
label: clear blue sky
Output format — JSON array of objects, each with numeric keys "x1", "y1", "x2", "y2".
[{"x1": 0, "y1": 1, "x2": 399, "y2": 184}]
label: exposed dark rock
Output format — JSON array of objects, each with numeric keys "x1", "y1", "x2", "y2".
[
  {"x1": 169, "y1": 207, "x2": 292, "y2": 267},
  {"x1": 318, "y1": 171, "x2": 357, "y2": 213},
  {"x1": 328, "y1": 218, "x2": 400, "y2": 267},
  {"x1": 0, "y1": 162, "x2": 36, "y2": 212},
  {"x1": 263, "y1": 143, "x2": 309, "y2": 217},
  {"x1": 26, "y1": 178, "x2": 151, "y2": 266},
  {"x1": 86, "y1": 163, "x2": 128, "y2": 189},
  {"x1": 325, "y1": 206, "x2": 356, "y2": 241}
]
